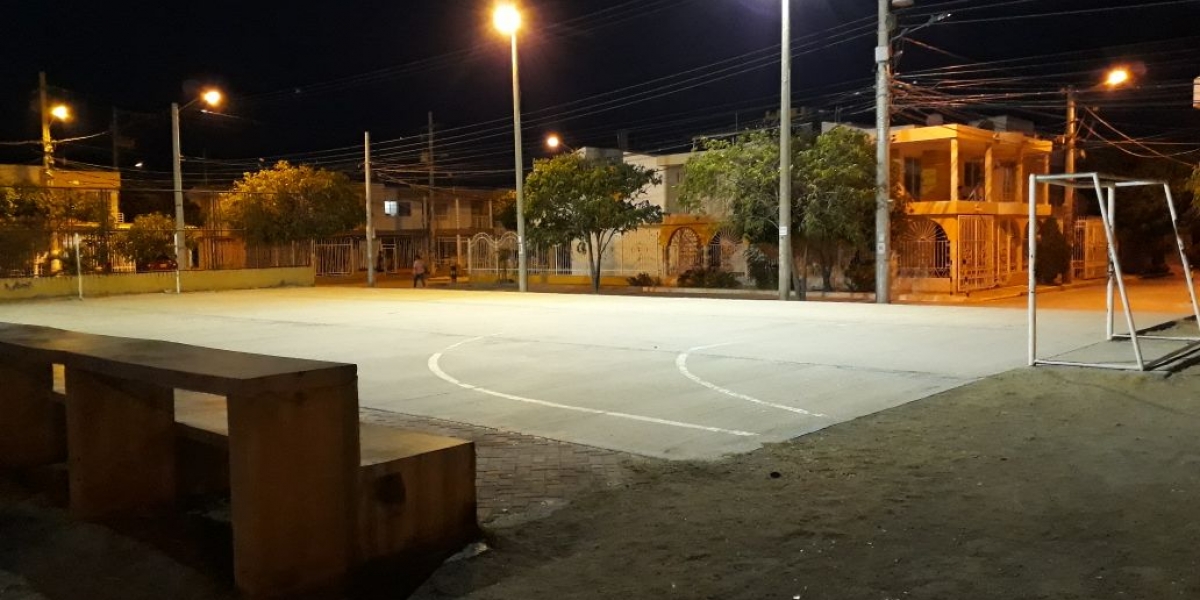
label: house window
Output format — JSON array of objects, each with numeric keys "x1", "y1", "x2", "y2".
[
  {"x1": 998, "y1": 163, "x2": 1017, "y2": 202},
  {"x1": 963, "y1": 161, "x2": 985, "y2": 200},
  {"x1": 383, "y1": 201, "x2": 411, "y2": 217},
  {"x1": 904, "y1": 157, "x2": 922, "y2": 200}
]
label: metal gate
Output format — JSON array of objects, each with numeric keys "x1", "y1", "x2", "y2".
[
  {"x1": 959, "y1": 215, "x2": 996, "y2": 292},
  {"x1": 1073, "y1": 218, "x2": 1108, "y2": 280},
  {"x1": 316, "y1": 238, "x2": 355, "y2": 276}
]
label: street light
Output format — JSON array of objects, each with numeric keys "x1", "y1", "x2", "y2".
[
  {"x1": 50, "y1": 104, "x2": 71, "y2": 122},
  {"x1": 1104, "y1": 67, "x2": 1131, "y2": 88},
  {"x1": 545, "y1": 133, "x2": 575, "y2": 153},
  {"x1": 171, "y1": 87, "x2": 223, "y2": 289},
  {"x1": 1063, "y1": 66, "x2": 1135, "y2": 282},
  {"x1": 778, "y1": 0, "x2": 792, "y2": 301},
  {"x1": 494, "y1": 2, "x2": 527, "y2": 292}
]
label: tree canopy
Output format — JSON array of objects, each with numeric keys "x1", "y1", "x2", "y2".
[
  {"x1": 523, "y1": 153, "x2": 662, "y2": 292},
  {"x1": 222, "y1": 161, "x2": 362, "y2": 244},
  {"x1": 678, "y1": 126, "x2": 878, "y2": 292}
]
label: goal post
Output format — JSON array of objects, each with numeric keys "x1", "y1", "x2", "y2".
[{"x1": 1027, "y1": 172, "x2": 1200, "y2": 371}]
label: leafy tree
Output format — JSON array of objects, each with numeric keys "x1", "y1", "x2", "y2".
[
  {"x1": 118, "y1": 213, "x2": 177, "y2": 270},
  {"x1": 795, "y1": 127, "x2": 875, "y2": 291},
  {"x1": 0, "y1": 184, "x2": 115, "y2": 274},
  {"x1": 523, "y1": 153, "x2": 663, "y2": 292},
  {"x1": 222, "y1": 161, "x2": 362, "y2": 244},
  {"x1": 1035, "y1": 216, "x2": 1070, "y2": 285},
  {"x1": 679, "y1": 126, "x2": 879, "y2": 294}
]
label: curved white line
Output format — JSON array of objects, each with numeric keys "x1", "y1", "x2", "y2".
[
  {"x1": 677, "y1": 344, "x2": 827, "y2": 418},
  {"x1": 428, "y1": 337, "x2": 757, "y2": 438}
]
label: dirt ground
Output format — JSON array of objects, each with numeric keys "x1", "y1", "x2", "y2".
[
  {"x1": 415, "y1": 363, "x2": 1200, "y2": 599},
  {"x1": 4, "y1": 341, "x2": 1200, "y2": 599}
]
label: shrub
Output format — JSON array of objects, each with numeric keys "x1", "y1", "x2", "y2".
[
  {"x1": 627, "y1": 272, "x2": 662, "y2": 287},
  {"x1": 677, "y1": 267, "x2": 741, "y2": 289},
  {"x1": 1035, "y1": 217, "x2": 1070, "y2": 285}
]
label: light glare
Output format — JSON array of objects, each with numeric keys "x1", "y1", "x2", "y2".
[
  {"x1": 202, "y1": 89, "x2": 223, "y2": 107},
  {"x1": 1105, "y1": 68, "x2": 1131, "y2": 87},
  {"x1": 546, "y1": 134, "x2": 561, "y2": 149},
  {"x1": 50, "y1": 104, "x2": 71, "y2": 121},
  {"x1": 494, "y1": 4, "x2": 521, "y2": 35}
]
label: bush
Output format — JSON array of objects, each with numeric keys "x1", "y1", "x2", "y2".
[
  {"x1": 627, "y1": 272, "x2": 661, "y2": 287},
  {"x1": 844, "y1": 251, "x2": 875, "y2": 293},
  {"x1": 1035, "y1": 217, "x2": 1070, "y2": 285},
  {"x1": 677, "y1": 267, "x2": 741, "y2": 289},
  {"x1": 744, "y1": 245, "x2": 777, "y2": 290}
]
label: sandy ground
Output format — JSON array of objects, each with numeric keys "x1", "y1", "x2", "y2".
[
  {"x1": 414, "y1": 361, "x2": 1200, "y2": 599},
  {"x1": 3, "y1": 360, "x2": 1200, "y2": 600}
]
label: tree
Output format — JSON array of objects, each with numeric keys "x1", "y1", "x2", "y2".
[
  {"x1": 118, "y1": 213, "x2": 177, "y2": 270},
  {"x1": 523, "y1": 153, "x2": 663, "y2": 292},
  {"x1": 1035, "y1": 216, "x2": 1070, "y2": 285},
  {"x1": 1085, "y1": 149, "x2": 1193, "y2": 274},
  {"x1": 222, "y1": 161, "x2": 361, "y2": 244},
  {"x1": 795, "y1": 127, "x2": 876, "y2": 291},
  {"x1": 0, "y1": 184, "x2": 115, "y2": 275},
  {"x1": 678, "y1": 126, "x2": 878, "y2": 294}
]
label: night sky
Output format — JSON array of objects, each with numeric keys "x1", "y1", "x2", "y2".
[{"x1": 5, "y1": 0, "x2": 1199, "y2": 188}]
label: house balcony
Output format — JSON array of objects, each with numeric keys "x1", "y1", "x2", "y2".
[{"x1": 906, "y1": 199, "x2": 1053, "y2": 218}]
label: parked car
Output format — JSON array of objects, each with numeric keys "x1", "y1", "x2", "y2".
[{"x1": 138, "y1": 255, "x2": 177, "y2": 272}]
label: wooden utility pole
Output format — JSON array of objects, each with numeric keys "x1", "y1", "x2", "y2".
[
  {"x1": 427, "y1": 111, "x2": 436, "y2": 268},
  {"x1": 111, "y1": 108, "x2": 120, "y2": 170},
  {"x1": 1063, "y1": 86, "x2": 1078, "y2": 283},
  {"x1": 39, "y1": 72, "x2": 53, "y2": 175}
]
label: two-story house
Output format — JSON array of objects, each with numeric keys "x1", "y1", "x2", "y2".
[{"x1": 891, "y1": 121, "x2": 1055, "y2": 295}]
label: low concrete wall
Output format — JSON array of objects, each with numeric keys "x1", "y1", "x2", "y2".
[{"x1": 0, "y1": 267, "x2": 315, "y2": 302}]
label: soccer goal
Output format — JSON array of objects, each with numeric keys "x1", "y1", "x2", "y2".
[{"x1": 1027, "y1": 173, "x2": 1200, "y2": 371}]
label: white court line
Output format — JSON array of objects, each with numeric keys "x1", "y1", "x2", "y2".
[
  {"x1": 428, "y1": 336, "x2": 757, "y2": 438},
  {"x1": 677, "y1": 343, "x2": 828, "y2": 418}
]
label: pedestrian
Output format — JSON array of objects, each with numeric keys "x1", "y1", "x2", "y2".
[
  {"x1": 413, "y1": 255, "x2": 426, "y2": 288},
  {"x1": 449, "y1": 263, "x2": 459, "y2": 284}
]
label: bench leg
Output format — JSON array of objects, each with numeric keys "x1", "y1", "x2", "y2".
[
  {"x1": 66, "y1": 368, "x2": 175, "y2": 518},
  {"x1": 227, "y1": 382, "x2": 359, "y2": 598},
  {"x1": 0, "y1": 360, "x2": 62, "y2": 469}
]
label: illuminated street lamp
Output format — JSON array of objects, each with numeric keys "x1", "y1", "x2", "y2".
[
  {"x1": 1063, "y1": 66, "x2": 1136, "y2": 282},
  {"x1": 50, "y1": 104, "x2": 71, "y2": 122},
  {"x1": 545, "y1": 133, "x2": 575, "y2": 153},
  {"x1": 171, "y1": 87, "x2": 223, "y2": 285},
  {"x1": 494, "y1": 3, "x2": 527, "y2": 292}
]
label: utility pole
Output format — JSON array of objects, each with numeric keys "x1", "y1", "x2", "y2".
[
  {"x1": 111, "y1": 108, "x2": 120, "y2": 170},
  {"x1": 874, "y1": 0, "x2": 893, "y2": 304},
  {"x1": 39, "y1": 72, "x2": 53, "y2": 175},
  {"x1": 778, "y1": 0, "x2": 792, "y2": 302},
  {"x1": 1063, "y1": 86, "x2": 1078, "y2": 283},
  {"x1": 365, "y1": 131, "x2": 375, "y2": 288},
  {"x1": 427, "y1": 111, "x2": 435, "y2": 270}
]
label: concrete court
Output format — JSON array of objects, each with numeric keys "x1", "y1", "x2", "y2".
[{"x1": 0, "y1": 283, "x2": 1191, "y2": 460}]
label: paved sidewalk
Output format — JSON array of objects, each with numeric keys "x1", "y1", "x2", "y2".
[{"x1": 359, "y1": 408, "x2": 651, "y2": 525}]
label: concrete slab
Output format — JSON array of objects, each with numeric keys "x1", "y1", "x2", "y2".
[{"x1": 0, "y1": 282, "x2": 1194, "y2": 460}]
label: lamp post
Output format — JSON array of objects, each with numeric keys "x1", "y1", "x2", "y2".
[
  {"x1": 171, "y1": 88, "x2": 222, "y2": 285},
  {"x1": 1063, "y1": 66, "x2": 1133, "y2": 283},
  {"x1": 38, "y1": 72, "x2": 72, "y2": 175},
  {"x1": 495, "y1": 3, "x2": 528, "y2": 292},
  {"x1": 778, "y1": 0, "x2": 792, "y2": 301}
]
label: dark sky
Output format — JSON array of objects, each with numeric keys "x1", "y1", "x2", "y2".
[{"x1": 4, "y1": 0, "x2": 1199, "y2": 188}]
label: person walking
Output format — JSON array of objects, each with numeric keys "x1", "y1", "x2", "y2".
[{"x1": 412, "y1": 255, "x2": 427, "y2": 288}]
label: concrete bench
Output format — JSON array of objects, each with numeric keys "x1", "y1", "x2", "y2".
[
  {"x1": 0, "y1": 323, "x2": 477, "y2": 598},
  {"x1": 171, "y1": 392, "x2": 477, "y2": 567}
]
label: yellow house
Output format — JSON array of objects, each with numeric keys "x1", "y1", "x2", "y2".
[
  {"x1": 892, "y1": 124, "x2": 1055, "y2": 295},
  {"x1": 0, "y1": 164, "x2": 122, "y2": 222}
]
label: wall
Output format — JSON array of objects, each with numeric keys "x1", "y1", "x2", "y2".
[{"x1": 0, "y1": 267, "x2": 314, "y2": 302}]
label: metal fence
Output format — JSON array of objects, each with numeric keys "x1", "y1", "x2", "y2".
[
  {"x1": 895, "y1": 239, "x2": 951, "y2": 279},
  {"x1": 1, "y1": 227, "x2": 310, "y2": 280}
]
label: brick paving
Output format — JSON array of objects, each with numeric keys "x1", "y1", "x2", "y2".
[{"x1": 359, "y1": 408, "x2": 654, "y2": 524}]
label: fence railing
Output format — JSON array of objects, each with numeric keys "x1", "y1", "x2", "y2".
[
  {"x1": 1, "y1": 227, "x2": 310, "y2": 280},
  {"x1": 895, "y1": 239, "x2": 951, "y2": 279}
]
